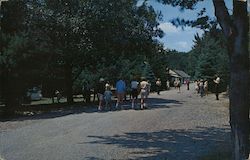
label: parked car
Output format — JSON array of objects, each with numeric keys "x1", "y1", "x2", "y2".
[{"x1": 27, "y1": 87, "x2": 42, "y2": 101}]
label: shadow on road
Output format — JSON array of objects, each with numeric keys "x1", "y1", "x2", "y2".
[
  {"x1": 147, "y1": 98, "x2": 183, "y2": 109},
  {"x1": 85, "y1": 126, "x2": 231, "y2": 160},
  {"x1": 0, "y1": 98, "x2": 182, "y2": 122}
]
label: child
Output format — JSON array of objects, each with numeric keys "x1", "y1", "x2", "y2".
[{"x1": 104, "y1": 85, "x2": 113, "y2": 110}]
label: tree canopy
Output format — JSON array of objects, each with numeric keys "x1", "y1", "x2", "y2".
[{"x1": 0, "y1": 0, "x2": 165, "y2": 110}]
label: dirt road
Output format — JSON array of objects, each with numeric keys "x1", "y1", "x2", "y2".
[{"x1": 0, "y1": 84, "x2": 231, "y2": 160}]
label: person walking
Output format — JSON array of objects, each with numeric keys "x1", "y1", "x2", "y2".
[
  {"x1": 174, "y1": 79, "x2": 177, "y2": 89},
  {"x1": 195, "y1": 80, "x2": 200, "y2": 94},
  {"x1": 166, "y1": 80, "x2": 170, "y2": 90},
  {"x1": 140, "y1": 77, "x2": 150, "y2": 109},
  {"x1": 176, "y1": 79, "x2": 181, "y2": 92},
  {"x1": 199, "y1": 79, "x2": 204, "y2": 97},
  {"x1": 96, "y1": 78, "x2": 105, "y2": 111},
  {"x1": 156, "y1": 78, "x2": 162, "y2": 95},
  {"x1": 213, "y1": 76, "x2": 220, "y2": 100},
  {"x1": 82, "y1": 81, "x2": 91, "y2": 103},
  {"x1": 104, "y1": 85, "x2": 112, "y2": 111},
  {"x1": 186, "y1": 79, "x2": 190, "y2": 90},
  {"x1": 204, "y1": 80, "x2": 208, "y2": 96},
  {"x1": 115, "y1": 78, "x2": 126, "y2": 109},
  {"x1": 130, "y1": 78, "x2": 139, "y2": 109}
]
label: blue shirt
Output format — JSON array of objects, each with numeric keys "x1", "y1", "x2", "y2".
[{"x1": 116, "y1": 80, "x2": 126, "y2": 93}]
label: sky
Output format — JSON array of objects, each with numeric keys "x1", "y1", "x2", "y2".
[{"x1": 138, "y1": 0, "x2": 238, "y2": 52}]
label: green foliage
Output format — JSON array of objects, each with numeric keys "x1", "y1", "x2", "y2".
[
  {"x1": 141, "y1": 61, "x2": 156, "y2": 83},
  {"x1": 83, "y1": 0, "x2": 163, "y2": 60},
  {"x1": 0, "y1": 0, "x2": 27, "y2": 34},
  {"x1": 70, "y1": 0, "x2": 164, "y2": 93},
  {"x1": 192, "y1": 30, "x2": 229, "y2": 79},
  {"x1": 0, "y1": 0, "x2": 165, "y2": 107},
  {"x1": 165, "y1": 49, "x2": 188, "y2": 73},
  {"x1": 188, "y1": 29, "x2": 229, "y2": 91}
]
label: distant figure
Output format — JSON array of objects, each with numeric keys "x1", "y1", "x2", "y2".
[
  {"x1": 186, "y1": 79, "x2": 190, "y2": 90},
  {"x1": 140, "y1": 77, "x2": 150, "y2": 109},
  {"x1": 131, "y1": 78, "x2": 139, "y2": 109},
  {"x1": 104, "y1": 85, "x2": 112, "y2": 111},
  {"x1": 115, "y1": 78, "x2": 126, "y2": 109},
  {"x1": 204, "y1": 80, "x2": 208, "y2": 96},
  {"x1": 199, "y1": 79, "x2": 204, "y2": 97},
  {"x1": 213, "y1": 76, "x2": 220, "y2": 100},
  {"x1": 174, "y1": 79, "x2": 177, "y2": 89},
  {"x1": 195, "y1": 80, "x2": 200, "y2": 94},
  {"x1": 156, "y1": 78, "x2": 162, "y2": 95},
  {"x1": 176, "y1": 79, "x2": 181, "y2": 92},
  {"x1": 82, "y1": 81, "x2": 91, "y2": 103},
  {"x1": 96, "y1": 78, "x2": 105, "y2": 111},
  {"x1": 147, "y1": 80, "x2": 151, "y2": 93},
  {"x1": 166, "y1": 80, "x2": 170, "y2": 90},
  {"x1": 55, "y1": 90, "x2": 62, "y2": 103}
]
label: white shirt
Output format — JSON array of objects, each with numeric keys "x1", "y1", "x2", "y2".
[{"x1": 140, "y1": 81, "x2": 149, "y2": 90}]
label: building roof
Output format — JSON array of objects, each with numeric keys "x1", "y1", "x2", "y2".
[
  {"x1": 174, "y1": 70, "x2": 191, "y2": 78},
  {"x1": 169, "y1": 69, "x2": 181, "y2": 78}
]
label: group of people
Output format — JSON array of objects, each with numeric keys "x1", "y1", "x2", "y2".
[
  {"x1": 96, "y1": 77, "x2": 151, "y2": 111},
  {"x1": 55, "y1": 75, "x2": 221, "y2": 109},
  {"x1": 195, "y1": 79, "x2": 209, "y2": 97},
  {"x1": 155, "y1": 78, "x2": 171, "y2": 95},
  {"x1": 195, "y1": 75, "x2": 220, "y2": 100}
]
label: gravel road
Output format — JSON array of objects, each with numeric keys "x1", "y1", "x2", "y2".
[{"x1": 0, "y1": 84, "x2": 231, "y2": 160}]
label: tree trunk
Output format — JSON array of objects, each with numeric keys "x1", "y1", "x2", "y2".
[
  {"x1": 65, "y1": 63, "x2": 73, "y2": 104},
  {"x1": 229, "y1": 1, "x2": 249, "y2": 159},
  {"x1": 2, "y1": 71, "x2": 20, "y2": 116},
  {"x1": 213, "y1": 1, "x2": 249, "y2": 159}
]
